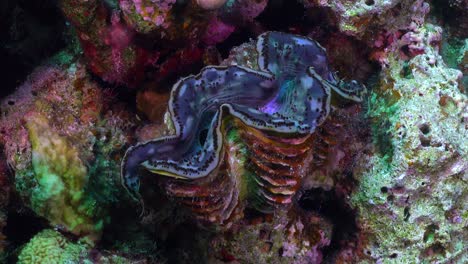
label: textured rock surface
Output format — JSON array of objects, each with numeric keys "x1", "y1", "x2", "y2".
[
  {"x1": 300, "y1": 0, "x2": 430, "y2": 42},
  {"x1": 350, "y1": 21, "x2": 467, "y2": 264},
  {"x1": 209, "y1": 211, "x2": 333, "y2": 264},
  {"x1": 0, "y1": 63, "x2": 135, "y2": 242}
]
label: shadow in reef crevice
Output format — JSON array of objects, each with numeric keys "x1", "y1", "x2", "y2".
[
  {"x1": 4, "y1": 208, "x2": 50, "y2": 263},
  {"x1": 299, "y1": 186, "x2": 359, "y2": 262}
]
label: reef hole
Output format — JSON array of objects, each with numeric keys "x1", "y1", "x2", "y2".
[
  {"x1": 423, "y1": 224, "x2": 439, "y2": 243},
  {"x1": 403, "y1": 206, "x2": 411, "y2": 221},
  {"x1": 0, "y1": 0, "x2": 67, "y2": 99},
  {"x1": 365, "y1": 0, "x2": 375, "y2": 6},
  {"x1": 400, "y1": 62, "x2": 413, "y2": 79},
  {"x1": 256, "y1": 0, "x2": 306, "y2": 32},
  {"x1": 4, "y1": 208, "x2": 49, "y2": 263},
  {"x1": 419, "y1": 123, "x2": 431, "y2": 134},
  {"x1": 298, "y1": 187, "x2": 358, "y2": 260},
  {"x1": 419, "y1": 136, "x2": 431, "y2": 147},
  {"x1": 422, "y1": 242, "x2": 446, "y2": 258}
]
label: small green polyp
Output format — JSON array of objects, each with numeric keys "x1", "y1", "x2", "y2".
[{"x1": 17, "y1": 229, "x2": 88, "y2": 264}]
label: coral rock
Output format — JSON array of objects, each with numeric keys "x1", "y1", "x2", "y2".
[
  {"x1": 220, "y1": 0, "x2": 268, "y2": 25},
  {"x1": 0, "y1": 64, "x2": 135, "y2": 242},
  {"x1": 209, "y1": 210, "x2": 333, "y2": 263},
  {"x1": 301, "y1": 0, "x2": 430, "y2": 43},
  {"x1": 351, "y1": 22, "x2": 467, "y2": 263},
  {"x1": 197, "y1": 0, "x2": 228, "y2": 10}
]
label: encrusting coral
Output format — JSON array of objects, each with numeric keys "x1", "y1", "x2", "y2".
[
  {"x1": 209, "y1": 209, "x2": 334, "y2": 263},
  {"x1": 197, "y1": 0, "x2": 228, "y2": 10},
  {"x1": 17, "y1": 229, "x2": 137, "y2": 264},
  {"x1": 0, "y1": 63, "x2": 135, "y2": 242},
  {"x1": 17, "y1": 229, "x2": 88, "y2": 264},
  {"x1": 25, "y1": 113, "x2": 101, "y2": 240}
]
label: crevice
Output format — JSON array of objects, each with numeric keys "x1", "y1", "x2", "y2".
[{"x1": 298, "y1": 187, "x2": 359, "y2": 262}]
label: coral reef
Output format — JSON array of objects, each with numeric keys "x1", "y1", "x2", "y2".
[
  {"x1": 301, "y1": 0, "x2": 430, "y2": 43},
  {"x1": 1, "y1": 0, "x2": 467, "y2": 263},
  {"x1": 0, "y1": 64, "x2": 135, "y2": 242},
  {"x1": 210, "y1": 210, "x2": 333, "y2": 263},
  {"x1": 59, "y1": 0, "x2": 268, "y2": 88},
  {"x1": 349, "y1": 12, "x2": 468, "y2": 264}
]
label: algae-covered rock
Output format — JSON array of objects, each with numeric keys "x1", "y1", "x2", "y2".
[
  {"x1": 0, "y1": 63, "x2": 136, "y2": 243},
  {"x1": 300, "y1": 0, "x2": 430, "y2": 42},
  {"x1": 351, "y1": 22, "x2": 467, "y2": 263},
  {"x1": 209, "y1": 210, "x2": 333, "y2": 264}
]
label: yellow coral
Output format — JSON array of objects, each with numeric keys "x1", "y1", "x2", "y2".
[
  {"x1": 25, "y1": 113, "x2": 102, "y2": 241},
  {"x1": 17, "y1": 229, "x2": 87, "y2": 264}
]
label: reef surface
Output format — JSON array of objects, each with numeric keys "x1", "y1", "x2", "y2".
[{"x1": 0, "y1": 0, "x2": 466, "y2": 263}]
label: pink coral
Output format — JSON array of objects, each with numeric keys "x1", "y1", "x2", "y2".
[
  {"x1": 106, "y1": 13, "x2": 134, "y2": 50},
  {"x1": 202, "y1": 17, "x2": 236, "y2": 45},
  {"x1": 366, "y1": 0, "x2": 437, "y2": 66},
  {"x1": 102, "y1": 13, "x2": 135, "y2": 84},
  {"x1": 120, "y1": 0, "x2": 176, "y2": 28},
  {"x1": 196, "y1": 0, "x2": 227, "y2": 10}
]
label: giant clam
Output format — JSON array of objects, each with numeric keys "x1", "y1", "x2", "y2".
[{"x1": 121, "y1": 32, "x2": 366, "y2": 224}]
